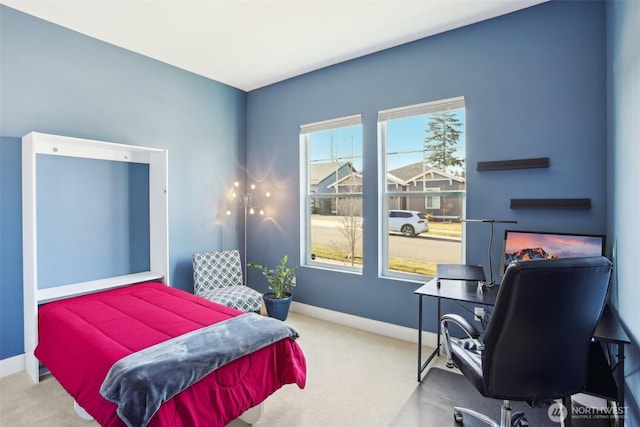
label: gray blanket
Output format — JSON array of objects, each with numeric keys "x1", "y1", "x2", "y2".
[{"x1": 99, "y1": 312, "x2": 299, "y2": 427}]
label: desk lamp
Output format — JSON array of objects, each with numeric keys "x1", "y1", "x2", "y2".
[{"x1": 463, "y1": 219, "x2": 517, "y2": 288}]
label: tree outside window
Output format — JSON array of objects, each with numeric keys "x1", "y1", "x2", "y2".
[{"x1": 379, "y1": 97, "x2": 465, "y2": 278}]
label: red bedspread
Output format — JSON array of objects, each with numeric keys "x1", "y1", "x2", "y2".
[{"x1": 35, "y1": 282, "x2": 306, "y2": 427}]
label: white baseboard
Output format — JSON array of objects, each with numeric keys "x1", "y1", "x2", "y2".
[
  {"x1": 0, "y1": 353, "x2": 25, "y2": 378},
  {"x1": 290, "y1": 301, "x2": 438, "y2": 348}
]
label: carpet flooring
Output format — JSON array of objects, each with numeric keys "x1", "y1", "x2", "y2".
[
  {"x1": 1, "y1": 312, "x2": 618, "y2": 427},
  {"x1": 1, "y1": 312, "x2": 426, "y2": 427}
]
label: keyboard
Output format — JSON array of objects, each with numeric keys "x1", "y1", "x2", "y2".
[{"x1": 436, "y1": 264, "x2": 486, "y2": 282}]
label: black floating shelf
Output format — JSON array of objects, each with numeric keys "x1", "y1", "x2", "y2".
[
  {"x1": 477, "y1": 157, "x2": 549, "y2": 171},
  {"x1": 510, "y1": 198, "x2": 591, "y2": 209}
]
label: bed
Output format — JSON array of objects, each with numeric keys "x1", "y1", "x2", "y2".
[
  {"x1": 34, "y1": 281, "x2": 306, "y2": 426},
  {"x1": 22, "y1": 133, "x2": 306, "y2": 426}
]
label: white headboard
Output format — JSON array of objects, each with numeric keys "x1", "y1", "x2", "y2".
[{"x1": 22, "y1": 132, "x2": 169, "y2": 383}]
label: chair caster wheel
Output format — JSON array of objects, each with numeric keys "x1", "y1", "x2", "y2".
[
  {"x1": 454, "y1": 409, "x2": 463, "y2": 424},
  {"x1": 511, "y1": 412, "x2": 529, "y2": 426}
]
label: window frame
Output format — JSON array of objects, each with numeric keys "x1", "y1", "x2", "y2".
[
  {"x1": 300, "y1": 114, "x2": 364, "y2": 273},
  {"x1": 377, "y1": 97, "x2": 467, "y2": 281}
]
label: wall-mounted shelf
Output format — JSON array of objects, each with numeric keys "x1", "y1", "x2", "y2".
[
  {"x1": 510, "y1": 198, "x2": 591, "y2": 209},
  {"x1": 477, "y1": 157, "x2": 549, "y2": 171},
  {"x1": 475, "y1": 158, "x2": 589, "y2": 210}
]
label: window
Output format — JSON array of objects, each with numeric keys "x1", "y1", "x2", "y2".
[
  {"x1": 378, "y1": 97, "x2": 465, "y2": 279},
  {"x1": 425, "y1": 188, "x2": 441, "y2": 209},
  {"x1": 300, "y1": 115, "x2": 363, "y2": 272}
]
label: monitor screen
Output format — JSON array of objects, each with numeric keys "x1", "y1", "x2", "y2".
[{"x1": 501, "y1": 230, "x2": 605, "y2": 274}]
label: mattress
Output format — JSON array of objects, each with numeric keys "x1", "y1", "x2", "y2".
[{"x1": 35, "y1": 281, "x2": 306, "y2": 427}]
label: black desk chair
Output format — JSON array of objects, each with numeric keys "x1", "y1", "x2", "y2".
[{"x1": 440, "y1": 256, "x2": 612, "y2": 427}]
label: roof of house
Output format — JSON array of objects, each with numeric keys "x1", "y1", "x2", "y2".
[
  {"x1": 309, "y1": 162, "x2": 353, "y2": 185},
  {"x1": 327, "y1": 171, "x2": 363, "y2": 190},
  {"x1": 309, "y1": 161, "x2": 463, "y2": 190},
  {"x1": 388, "y1": 162, "x2": 464, "y2": 184}
]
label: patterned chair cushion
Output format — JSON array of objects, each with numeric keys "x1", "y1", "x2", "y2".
[
  {"x1": 198, "y1": 286, "x2": 263, "y2": 313},
  {"x1": 192, "y1": 250, "x2": 263, "y2": 312}
]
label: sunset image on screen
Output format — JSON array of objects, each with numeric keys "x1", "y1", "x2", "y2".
[{"x1": 503, "y1": 232, "x2": 603, "y2": 270}]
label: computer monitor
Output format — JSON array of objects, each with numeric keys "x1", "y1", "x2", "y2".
[{"x1": 501, "y1": 230, "x2": 606, "y2": 274}]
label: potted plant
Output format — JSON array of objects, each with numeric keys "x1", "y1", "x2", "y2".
[{"x1": 248, "y1": 255, "x2": 298, "y2": 321}]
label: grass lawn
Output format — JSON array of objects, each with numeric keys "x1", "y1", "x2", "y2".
[
  {"x1": 310, "y1": 219, "x2": 461, "y2": 276},
  {"x1": 427, "y1": 220, "x2": 462, "y2": 239}
]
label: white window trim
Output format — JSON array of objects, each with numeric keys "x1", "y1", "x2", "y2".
[
  {"x1": 377, "y1": 97, "x2": 466, "y2": 280},
  {"x1": 378, "y1": 96, "x2": 464, "y2": 122},
  {"x1": 300, "y1": 114, "x2": 363, "y2": 273},
  {"x1": 300, "y1": 114, "x2": 361, "y2": 134}
]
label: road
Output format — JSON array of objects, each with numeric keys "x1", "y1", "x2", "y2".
[{"x1": 310, "y1": 219, "x2": 461, "y2": 263}]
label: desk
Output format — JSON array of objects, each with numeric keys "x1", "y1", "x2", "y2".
[
  {"x1": 415, "y1": 277, "x2": 630, "y2": 410},
  {"x1": 415, "y1": 278, "x2": 499, "y2": 382}
]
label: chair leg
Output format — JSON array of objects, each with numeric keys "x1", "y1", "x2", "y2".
[
  {"x1": 454, "y1": 400, "x2": 525, "y2": 427},
  {"x1": 453, "y1": 405, "x2": 500, "y2": 426},
  {"x1": 440, "y1": 319, "x2": 455, "y2": 368},
  {"x1": 499, "y1": 400, "x2": 513, "y2": 426}
]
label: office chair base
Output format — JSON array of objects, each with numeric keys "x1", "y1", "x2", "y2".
[{"x1": 453, "y1": 403, "x2": 528, "y2": 427}]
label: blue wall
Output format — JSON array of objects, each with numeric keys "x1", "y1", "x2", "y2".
[
  {"x1": 246, "y1": 1, "x2": 639, "y2": 418},
  {"x1": 246, "y1": 0, "x2": 607, "y2": 324},
  {"x1": 1, "y1": 2, "x2": 637, "y2": 423},
  {"x1": 606, "y1": 0, "x2": 640, "y2": 422},
  {"x1": 0, "y1": 5, "x2": 247, "y2": 359},
  {"x1": 0, "y1": 137, "x2": 24, "y2": 358},
  {"x1": 36, "y1": 156, "x2": 150, "y2": 287}
]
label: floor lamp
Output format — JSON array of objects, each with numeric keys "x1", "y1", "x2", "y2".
[
  {"x1": 226, "y1": 182, "x2": 270, "y2": 281},
  {"x1": 463, "y1": 219, "x2": 517, "y2": 287}
]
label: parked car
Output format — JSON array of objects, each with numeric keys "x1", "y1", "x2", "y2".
[{"x1": 389, "y1": 210, "x2": 429, "y2": 237}]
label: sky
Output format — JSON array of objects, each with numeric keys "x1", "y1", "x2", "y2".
[
  {"x1": 309, "y1": 125, "x2": 364, "y2": 171},
  {"x1": 308, "y1": 109, "x2": 465, "y2": 173},
  {"x1": 387, "y1": 110, "x2": 465, "y2": 171}
]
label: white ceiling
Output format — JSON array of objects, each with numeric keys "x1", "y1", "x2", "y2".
[{"x1": 1, "y1": 0, "x2": 547, "y2": 91}]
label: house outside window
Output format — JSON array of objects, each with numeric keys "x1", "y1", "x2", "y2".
[
  {"x1": 300, "y1": 115, "x2": 363, "y2": 272},
  {"x1": 378, "y1": 97, "x2": 466, "y2": 279}
]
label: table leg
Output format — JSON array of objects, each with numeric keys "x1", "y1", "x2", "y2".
[
  {"x1": 417, "y1": 295, "x2": 423, "y2": 382},
  {"x1": 563, "y1": 396, "x2": 572, "y2": 427},
  {"x1": 418, "y1": 295, "x2": 441, "y2": 381},
  {"x1": 436, "y1": 295, "x2": 441, "y2": 356},
  {"x1": 618, "y1": 344, "x2": 625, "y2": 408},
  {"x1": 617, "y1": 343, "x2": 625, "y2": 422}
]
